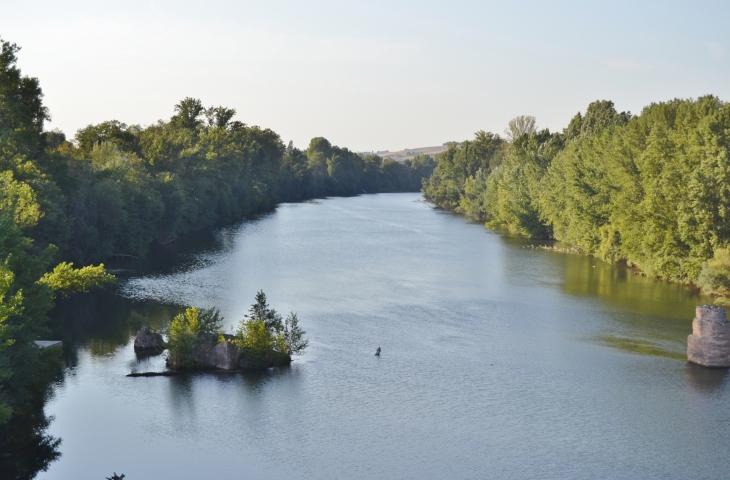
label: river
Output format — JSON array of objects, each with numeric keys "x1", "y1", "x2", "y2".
[{"x1": 41, "y1": 193, "x2": 730, "y2": 479}]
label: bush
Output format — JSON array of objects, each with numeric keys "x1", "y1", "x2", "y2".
[
  {"x1": 38, "y1": 262, "x2": 116, "y2": 298},
  {"x1": 166, "y1": 307, "x2": 201, "y2": 368},
  {"x1": 697, "y1": 248, "x2": 730, "y2": 297},
  {"x1": 233, "y1": 319, "x2": 289, "y2": 369}
]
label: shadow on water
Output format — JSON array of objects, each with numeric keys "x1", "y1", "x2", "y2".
[
  {"x1": 0, "y1": 406, "x2": 61, "y2": 480},
  {"x1": 104, "y1": 214, "x2": 274, "y2": 278},
  {"x1": 164, "y1": 367, "x2": 294, "y2": 418},
  {"x1": 50, "y1": 289, "x2": 180, "y2": 362},
  {"x1": 0, "y1": 348, "x2": 64, "y2": 480},
  {"x1": 238, "y1": 365, "x2": 293, "y2": 391},
  {"x1": 685, "y1": 362, "x2": 730, "y2": 393}
]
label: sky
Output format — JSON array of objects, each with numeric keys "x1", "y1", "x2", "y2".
[{"x1": 2, "y1": 0, "x2": 729, "y2": 152}]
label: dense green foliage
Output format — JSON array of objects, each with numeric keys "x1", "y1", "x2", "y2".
[
  {"x1": 165, "y1": 292, "x2": 307, "y2": 370},
  {"x1": 52, "y1": 109, "x2": 434, "y2": 265},
  {"x1": 235, "y1": 290, "x2": 307, "y2": 366},
  {"x1": 0, "y1": 38, "x2": 119, "y2": 464},
  {"x1": 423, "y1": 97, "x2": 730, "y2": 298},
  {"x1": 38, "y1": 262, "x2": 115, "y2": 298},
  {"x1": 165, "y1": 306, "x2": 223, "y2": 368},
  {"x1": 0, "y1": 33, "x2": 433, "y2": 447},
  {"x1": 166, "y1": 307, "x2": 201, "y2": 368}
]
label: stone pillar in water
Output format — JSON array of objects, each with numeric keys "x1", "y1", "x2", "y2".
[{"x1": 687, "y1": 305, "x2": 730, "y2": 367}]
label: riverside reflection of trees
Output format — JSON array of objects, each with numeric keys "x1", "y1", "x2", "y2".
[
  {"x1": 51, "y1": 291, "x2": 176, "y2": 356},
  {"x1": 424, "y1": 97, "x2": 730, "y2": 298}
]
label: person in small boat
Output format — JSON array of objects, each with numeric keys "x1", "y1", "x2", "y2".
[{"x1": 375, "y1": 347, "x2": 381, "y2": 356}]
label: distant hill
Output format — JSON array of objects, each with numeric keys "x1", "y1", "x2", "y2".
[{"x1": 370, "y1": 145, "x2": 448, "y2": 162}]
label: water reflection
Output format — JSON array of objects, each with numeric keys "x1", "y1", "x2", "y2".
[
  {"x1": 594, "y1": 335, "x2": 687, "y2": 360},
  {"x1": 51, "y1": 290, "x2": 180, "y2": 356},
  {"x1": 685, "y1": 362, "x2": 729, "y2": 393},
  {"x1": 0, "y1": 407, "x2": 61, "y2": 480},
  {"x1": 238, "y1": 366, "x2": 293, "y2": 393},
  {"x1": 134, "y1": 349, "x2": 164, "y2": 363},
  {"x1": 498, "y1": 236, "x2": 721, "y2": 360},
  {"x1": 167, "y1": 375, "x2": 197, "y2": 419}
]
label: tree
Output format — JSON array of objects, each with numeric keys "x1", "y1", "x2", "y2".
[
  {"x1": 246, "y1": 290, "x2": 283, "y2": 333},
  {"x1": 172, "y1": 97, "x2": 205, "y2": 130},
  {"x1": 0, "y1": 38, "x2": 49, "y2": 161},
  {"x1": 422, "y1": 131, "x2": 505, "y2": 211},
  {"x1": 0, "y1": 265, "x2": 23, "y2": 425},
  {"x1": 504, "y1": 115, "x2": 537, "y2": 142},
  {"x1": 205, "y1": 106, "x2": 237, "y2": 129},
  {"x1": 283, "y1": 312, "x2": 308, "y2": 355},
  {"x1": 38, "y1": 262, "x2": 116, "y2": 298},
  {"x1": 75, "y1": 120, "x2": 140, "y2": 154},
  {"x1": 198, "y1": 307, "x2": 224, "y2": 333},
  {"x1": 234, "y1": 319, "x2": 285, "y2": 368},
  {"x1": 234, "y1": 292, "x2": 307, "y2": 366},
  {"x1": 564, "y1": 100, "x2": 631, "y2": 140}
]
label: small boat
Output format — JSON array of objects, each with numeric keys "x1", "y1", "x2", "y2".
[{"x1": 375, "y1": 347, "x2": 381, "y2": 356}]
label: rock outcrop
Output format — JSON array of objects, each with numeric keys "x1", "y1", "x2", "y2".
[
  {"x1": 214, "y1": 339, "x2": 239, "y2": 370},
  {"x1": 134, "y1": 328, "x2": 164, "y2": 351},
  {"x1": 687, "y1": 305, "x2": 730, "y2": 367},
  {"x1": 167, "y1": 332, "x2": 291, "y2": 370},
  {"x1": 188, "y1": 333, "x2": 239, "y2": 369}
]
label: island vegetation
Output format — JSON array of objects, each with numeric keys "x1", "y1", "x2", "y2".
[
  {"x1": 165, "y1": 291, "x2": 307, "y2": 370},
  {"x1": 423, "y1": 98, "x2": 730, "y2": 301}
]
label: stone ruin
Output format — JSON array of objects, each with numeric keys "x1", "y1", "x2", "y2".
[
  {"x1": 687, "y1": 305, "x2": 730, "y2": 368},
  {"x1": 188, "y1": 333, "x2": 240, "y2": 370}
]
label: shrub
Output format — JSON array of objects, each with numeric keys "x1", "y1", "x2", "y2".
[
  {"x1": 697, "y1": 248, "x2": 730, "y2": 297},
  {"x1": 166, "y1": 307, "x2": 201, "y2": 368},
  {"x1": 233, "y1": 319, "x2": 289, "y2": 369}
]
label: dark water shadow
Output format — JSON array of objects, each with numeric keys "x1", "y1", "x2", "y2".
[
  {"x1": 50, "y1": 290, "x2": 179, "y2": 356},
  {"x1": 0, "y1": 408, "x2": 61, "y2": 480},
  {"x1": 593, "y1": 335, "x2": 687, "y2": 361},
  {"x1": 0, "y1": 353, "x2": 64, "y2": 480},
  {"x1": 685, "y1": 362, "x2": 730, "y2": 393},
  {"x1": 134, "y1": 349, "x2": 165, "y2": 362},
  {"x1": 104, "y1": 210, "x2": 279, "y2": 278},
  {"x1": 164, "y1": 365, "x2": 294, "y2": 410}
]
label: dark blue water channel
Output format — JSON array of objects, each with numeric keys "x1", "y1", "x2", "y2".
[{"x1": 43, "y1": 193, "x2": 730, "y2": 479}]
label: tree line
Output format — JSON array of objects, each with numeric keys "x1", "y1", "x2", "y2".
[
  {"x1": 423, "y1": 97, "x2": 730, "y2": 299},
  {"x1": 0, "y1": 37, "x2": 434, "y2": 477}
]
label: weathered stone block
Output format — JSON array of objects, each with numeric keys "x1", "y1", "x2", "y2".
[
  {"x1": 688, "y1": 305, "x2": 730, "y2": 368},
  {"x1": 696, "y1": 305, "x2": 727, "y2": 323},
  {"x1": 693, "y1": 317, "x2": 730, "y2": 340}
]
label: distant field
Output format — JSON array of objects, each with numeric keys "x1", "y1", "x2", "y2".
[{"x1": 376, "y1": 145, "x2": 447, "y2": 162}]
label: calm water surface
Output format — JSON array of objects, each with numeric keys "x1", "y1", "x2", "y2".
[{"x1": 43, "y1": 193, "x2": 730, "y2": 479}]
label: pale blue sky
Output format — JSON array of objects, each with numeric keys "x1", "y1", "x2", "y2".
[{"x1": 2, "y1": 0, "x2": 728, "y2": 151}]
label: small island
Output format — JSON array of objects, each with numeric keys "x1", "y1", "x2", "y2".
[{"x1": 134, "y1": 291, "x2": 307, "y2": 371}]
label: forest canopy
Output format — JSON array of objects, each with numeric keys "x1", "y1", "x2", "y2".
[{"x1": 423, "y1": 97, "x2": 730, "y2": 298}]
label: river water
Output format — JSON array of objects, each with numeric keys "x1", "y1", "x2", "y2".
[{"x1": 42, "y1": 193, "x2": 730, "y2": 479}]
